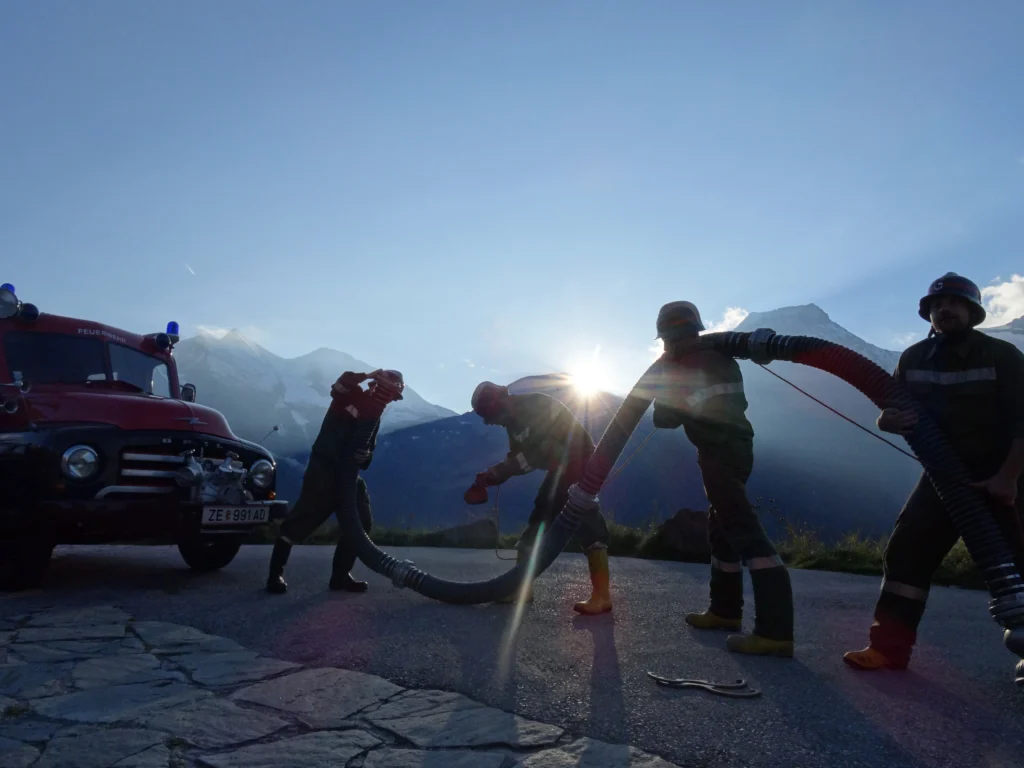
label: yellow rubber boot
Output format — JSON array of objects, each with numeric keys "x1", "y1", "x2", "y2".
[
  {"x1": 573, "y1": 547, "x2": 613, "y2": 615},
  {"x1": 725, "y1": 633, "x2": 794, "y2": 658},
  {"x1": 685, "y1": 610, "x2": 742, "y2": 632},
  {"x1": 842, "y1": 646, "x2": 907, "y2": 671}
]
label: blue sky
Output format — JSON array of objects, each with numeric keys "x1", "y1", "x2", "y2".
[{"x1": 2, "y1": 1, "x2": 1022, "y2": 412}]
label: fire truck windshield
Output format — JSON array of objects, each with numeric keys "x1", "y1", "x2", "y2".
[
  {"x1": 3, "y1": 331, "x2": 170, "y2": 397},
  {"x1": 109, "y1": 343, "x2": 171, "y2": 397}
]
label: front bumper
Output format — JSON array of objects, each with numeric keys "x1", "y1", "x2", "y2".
[{"x1": 1, "y1": 497, "x2": 290, "y2": 543}]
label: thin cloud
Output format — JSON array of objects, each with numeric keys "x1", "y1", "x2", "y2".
[
  {"x1": 464, "y1": 359, "x2": 476, "y2": 369},
  {"x1": 980, "y1": 274, "x2": 1024, "y2": 327},
  {"x1": 194, "y1": 324, "x2": 271, "y2": 346},
  {"x1": 185, "y1": 263, "x2": 196, "y2": 276},
  {"x1": 704, "y1": 306, "x2": 750, "y2": 333}
]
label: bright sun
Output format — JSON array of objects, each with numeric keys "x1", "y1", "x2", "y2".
[{"x1": 567, "y1": 360, "x2": 608, "y2": 398}]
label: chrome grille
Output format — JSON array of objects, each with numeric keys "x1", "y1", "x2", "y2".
[{"x1": 96, "y1": 446, "x2": 239, "y2": 500}]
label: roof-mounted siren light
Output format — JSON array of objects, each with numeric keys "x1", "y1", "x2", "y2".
[
  {"x1": 0, "y1": 284, "x2": 39, "y2": 323},
  {"x1": 0, "y1": 283, "x2": 20, "y2": 320},
  {"x1": 166, "y1": 321, "x2": 180, "y2": 345}
]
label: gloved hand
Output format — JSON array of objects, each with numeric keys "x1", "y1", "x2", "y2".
[
  {"x1": 354, "y1": 449, "x2": 372, "y2": 466},
  {"x1": 464, "y1": 484, "x2": 489, "y2": 505}
]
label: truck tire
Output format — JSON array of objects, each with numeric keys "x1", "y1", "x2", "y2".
[
  {"x1": 0, "y1": 534, "x2": 54, "y2": 592},
  {"x1": 178, "y1": 536, "x2": 243, "y2": 572}
]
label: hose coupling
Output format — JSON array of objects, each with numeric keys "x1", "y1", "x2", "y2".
[
  {"x1": 567, "y1": 482, "x2": 599, "y2": 511},
  {"x1": 388, "y1": 558, "x2": 417, "y2": 589},
  {"x1": 746, "y1": 328, "x2": 777, "y2": 364},
  {"x1": 1003, "y1": 626, "x2": 1024, "y2": 659}
]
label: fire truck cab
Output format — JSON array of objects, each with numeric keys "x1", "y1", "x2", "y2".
[{"x1": 0, "y1": 284, "x2": 289, "y2": 591}]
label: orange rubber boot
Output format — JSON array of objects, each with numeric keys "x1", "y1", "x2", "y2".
[
  {"x1": 843, "y1": 646, "x2": 908, "y2": 671},
  {"x1": 573, "y1": 547, "x2": 613, "y2": 615}
]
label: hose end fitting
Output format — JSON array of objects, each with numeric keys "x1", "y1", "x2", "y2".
[{"x1": 747, "y1": 327, "x2": 777, "y2": 364}]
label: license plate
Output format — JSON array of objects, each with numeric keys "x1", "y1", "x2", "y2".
[{"x1": 201, "y1": 506, "x2": 270, "y2": 525}]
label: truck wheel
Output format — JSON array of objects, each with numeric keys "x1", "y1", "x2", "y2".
[
  {"x1": 0, "y1": 535, "x2": 54, "y2": 592},
  {"x1": 178, "y1": 536, "x2": 243, "y2": 572}
]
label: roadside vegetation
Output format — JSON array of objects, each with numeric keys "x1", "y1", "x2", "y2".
[{"x1": 246, "y1": 512, "x2": 985, "y2": 590}]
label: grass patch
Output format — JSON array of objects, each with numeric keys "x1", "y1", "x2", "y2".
[{"x1": 2, "y1": 704, "x2": 29, "y2": 718}]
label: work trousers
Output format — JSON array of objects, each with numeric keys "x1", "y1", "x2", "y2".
[
  {"x1": 516, "y1": 454, "x2": 609, "y2": 555},
  {"x1": 278, "y1": 409, "x2": 374, "y2": 573},
  {"x1": 698, "y1": 439, "x2": 794, "y2": 641},
  {"x1": 870, "y1": 471, "x2": 1024, "y2": 666}
]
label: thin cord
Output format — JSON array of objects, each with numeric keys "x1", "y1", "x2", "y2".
[{"x1": 754, "y1": 363, "x2": 920, "y2": 463}]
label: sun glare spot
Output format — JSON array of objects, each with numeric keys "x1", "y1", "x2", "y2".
[{"x1": 567, "y1": 346, "x2": 609, "y2": 398}]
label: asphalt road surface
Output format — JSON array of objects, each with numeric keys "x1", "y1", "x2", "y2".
[{"x1": 4, "y1": 544, "x2": 1024, "y2": 768}]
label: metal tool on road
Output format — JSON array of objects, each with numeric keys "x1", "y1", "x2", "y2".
[{"x1": 646, "y1": 671, "x2": 762, "y2": 698}]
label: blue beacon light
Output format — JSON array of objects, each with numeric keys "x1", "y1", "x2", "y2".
[
  {"x1": 0, "y1": 284, "x2": 14, "y2": 293},
  {"x1": 166, "y1": 321, "x2": 179, "y2": 336}
]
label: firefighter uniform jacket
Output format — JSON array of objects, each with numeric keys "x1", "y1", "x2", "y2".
[
  {"x1": 894, "y1": 329, "x2": 1024, "y2": 479},
  {"x1": 643, "y1": 349, "x2": 755, "y2": 449},
  {"x1": 488, "y1": 393, "x2": 594, "y2": 482}
]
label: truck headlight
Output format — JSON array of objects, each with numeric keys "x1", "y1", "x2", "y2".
[
  {"x1": 249, "y1": 459, "x2": 274, "y2": 489},
  {"x1": 61, "y1": 445, "x2": 99, "y2": 480}
]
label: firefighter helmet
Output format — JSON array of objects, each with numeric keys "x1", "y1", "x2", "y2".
[
  {"x1": 656, "y1": 301, "x2": 705, "y2": 339},
  {"x1": 471, "y1": 381, "x2": 509, "y2": 419},
  {"x1": 918, "y1": 272, "x2": 986, "y2": 327}
]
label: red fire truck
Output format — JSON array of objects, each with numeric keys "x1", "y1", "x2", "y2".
[{"x1": 0, "y1": 284, "x2": 288, "y2": 591}]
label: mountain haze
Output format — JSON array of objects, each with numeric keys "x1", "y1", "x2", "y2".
[
  {"x1": 173, "y1": 330, "x2": 456, "y2": 456},
  {"x1": 276, "y1": 304, "x2": 933, "y2": 543}
]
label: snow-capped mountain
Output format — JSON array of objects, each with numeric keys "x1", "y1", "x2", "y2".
[
  {"x1": 735, "y1": 304, "x2": 901, "y2": 371},
  {"x1": 172, "y1": 330, "x2": 456, "y2": 455},
  {"x1": 980, "y1": 316, "x2": 1024, "y2": 353}
]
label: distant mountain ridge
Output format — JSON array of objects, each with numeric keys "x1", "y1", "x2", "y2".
[
  {"x1": 735, "y1": 304, "x2": 901, "y2": 372},
  {"x1": 173, "y1": 329, "x2": 456, "y2": 456},
  {"x1": 181, "y1": 305, "x2": 1022, "y2": 546},
  {"x1": 273, "y1": 303, "x2": 933, "y2": 543}
]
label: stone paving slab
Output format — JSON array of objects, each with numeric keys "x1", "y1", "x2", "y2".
[
  {"x1": 0, "y1": 603, "x2": 684, "y2": 768},
  {"x1": 72, "y1": 654, "x2": 184, "y2": 690},
  {"x1": 0, "y1": 663, "x2": 73, "y2": 699},
  {"x1": 31, "y1": 680, "x2": 212, "y2": 723},
  {"x1": 196, "y1": 730, "x2": 381, "y2": 768},
  {"x1": 514, "y1": 736, "x2": 682, "y2": 767},
  {"x1": 171, "y1": 649, "x2": 299, "y2": 687},
  {"x1": 144, "y1": 697, "x2": 289, "y2": 748},
  {"x1": 34, "y1": 726, "x2": 167, "y2": 768},
  {"x1": 0, "y1": 735, "x2": 40, "y2": 768},
  {"x1": 363, "y1": 747, "x2": 511, "y2": 767},
  {"x1": 15, "y1": 625, "x2": 126, "y2": 643},
  {"x1": 230, "y1": 667, "x2": 404, "y2": 729},
  {"x1": 366, "y1": 688, "x2": 564, "y2": 748}
]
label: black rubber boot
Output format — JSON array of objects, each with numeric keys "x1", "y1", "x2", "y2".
[
  {"x1": 265, "y1": 538, "x2": 292, "y2": 594},
  {"x1": 750, "y1": 566, "x2": 795, "y2": 641},
  {"x1": 329, "y1": 542, "x2": 368, "y2": 592},
  {"x1": 709, "y1": 564, "x2": 744, "y2": 621}
]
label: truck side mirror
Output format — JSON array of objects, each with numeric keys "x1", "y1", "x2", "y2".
[{"x1": 181, "y1": 383, "x2": 197, "y2": 403}]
